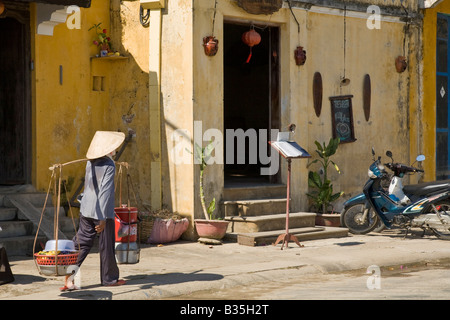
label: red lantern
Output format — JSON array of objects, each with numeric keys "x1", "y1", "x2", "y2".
[{"x1": 242, "y1": 28, "x2": 261, "y2": 63}]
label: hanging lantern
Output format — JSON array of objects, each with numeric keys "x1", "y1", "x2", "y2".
[{"x1": 242, "y1": 28, "x2": 261, "y2": 63}]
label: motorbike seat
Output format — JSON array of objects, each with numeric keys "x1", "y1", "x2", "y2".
[{"x1": 403, "y1": 179, "x2": 450, "y2": 196}]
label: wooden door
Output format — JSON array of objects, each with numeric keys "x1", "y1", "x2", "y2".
[{"x1": 0, "y1": 16, "x2": 31, "y2": 184}]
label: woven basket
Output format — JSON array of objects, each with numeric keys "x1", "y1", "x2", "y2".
[
  {"x1": 138, "y1": 210, "x2": 185, "y2": 243},
  {"x1": 139, "y1": 217, "x2": 154, "y2": 243}
]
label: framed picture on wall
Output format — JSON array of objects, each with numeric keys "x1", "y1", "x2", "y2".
[{"x1": 329, "y1": 95, "x2": 356, "y2": 143}]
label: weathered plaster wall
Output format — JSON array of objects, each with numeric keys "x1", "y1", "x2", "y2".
[
  {"x1": 161, "y1": 0, "x2": 417, "y2": 230},
  {"x1": 32, "y1": 0, "x2": 151, "y2": 208},
  {"x1": 299, "y1": 7, "x2": 415, "y2": 209},
  {"x1": 159, "y1": 0, "x2": 195, "y2": 236}
]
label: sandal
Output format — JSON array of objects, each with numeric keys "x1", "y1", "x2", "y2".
[
  {"x1": 59, "y1": 285, "x2": 78, "y2": 292},
  {"x1": 105, "y1": 279, "x2": 126, "y2": 287}
]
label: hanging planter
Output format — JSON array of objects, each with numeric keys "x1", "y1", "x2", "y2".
[
  {"x1": 242, "y1": 28, "x2": 261, "y2": 63},
  {"x1": 395, "y1": 56, "x2": 407, "y2": 73},
  {"x1": 203, "y1": 36, "x2": 219, "y2": 56},
  {"x1": 203, "y1": 0, "x2": 219, "y2": 57},
  {"x1": 294, "y1": 46, "x2": 306, "y2": 66}
]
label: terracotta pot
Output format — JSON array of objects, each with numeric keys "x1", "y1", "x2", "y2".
[
  {"x1": 147, "y1": 217, "x2": 189, "y2": 244},
  {"x1": 315, "y1": 213, "x2": 341, "y2": 227},
  {"x1": 395, "y1": 56, "x2": 407, "y2": 73},
  {"x1": 195, "y1": 219, "x2": 229, "y2": 240},
  {"x1": 203, "y1": 36, "x2": 219, "y2": 56},
  {"x1": 294, "y1": 46, "x2": 306, "y2": 66}
]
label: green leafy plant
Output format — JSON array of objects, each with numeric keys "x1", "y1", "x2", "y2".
[
  {"x1": 192, "y1": 141, "x2": 216, "y2": 220},
  {"x1": 89, "y1": 22, "x2": 111, "y2": 48},
  {"x1": 307, "y1": 137, "x2": 344, "y2": 214}
]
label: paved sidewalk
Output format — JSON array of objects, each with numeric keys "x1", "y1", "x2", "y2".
[{"x1": 2, "y1": 230, "x2": 450, "y2": 300}]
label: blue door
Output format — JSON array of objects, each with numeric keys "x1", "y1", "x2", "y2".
[{"x1": 436, "y1": 14, "x2": 450, "y2": 180}]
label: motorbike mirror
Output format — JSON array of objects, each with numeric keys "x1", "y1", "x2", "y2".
[
  {"x1": 416, "y1": 155, "x2": 425, "y2": 162},
  {"x1": 386, "y1": 150, "x2": 394, "y2": 162}
]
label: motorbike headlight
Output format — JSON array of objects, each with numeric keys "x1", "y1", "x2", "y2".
[{"x1": 368, "y1": 169, "x2": 377, "y2": 179}]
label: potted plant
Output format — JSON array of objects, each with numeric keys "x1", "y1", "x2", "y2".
[
  {"x1": 192, "y1": 141, "x2": 229, "y2": 242},
  {"x1": 307, "y1": 137, "x2": 344, "y2": 227},
  {"x1": 89, "y1": 22, "x2": 111, "y2": 57}
]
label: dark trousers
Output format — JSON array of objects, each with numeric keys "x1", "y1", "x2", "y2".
[{"x1": 73, "y1": 215, "x2": 119, "y2": 286}]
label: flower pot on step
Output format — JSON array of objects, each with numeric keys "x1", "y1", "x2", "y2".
[
  {"x1": 315, "y1": 213, "x2": 341, "y2": 227},
  {"x1": 195, "y1": 219, "x2": 229, "y2": 240}
]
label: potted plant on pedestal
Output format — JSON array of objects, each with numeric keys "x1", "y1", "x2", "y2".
[
  {"x1": 193, "y1": 141, "x2": 229, "y2": 244},
  {"x1": 307, "y1": 137, "x2": 344, "y2": 227}
]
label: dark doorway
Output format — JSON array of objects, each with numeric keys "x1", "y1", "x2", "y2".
[
  {"x1": 223, "y1": 22, "x2": 280, "y2": 184},
  {"x1": 0, "y1": 15, "x2": 31, "y2": 184}
]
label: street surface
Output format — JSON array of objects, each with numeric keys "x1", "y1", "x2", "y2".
[
  {"x1": 171, "y1": 261, "x2": 450, "y2": 300},
  {"x1": 3, "y1": 230, "x2": 450, "y2": 301}
]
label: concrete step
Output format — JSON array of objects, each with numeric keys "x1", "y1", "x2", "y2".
[
  {"x1": 1, "y1": 192, "x2": 49, "y2": 207},
  {"x1": 0, "y1": 207, "x2": 18, "y2": 221},
  {"x1": 0, "y1": 235, "x2": 47, "y2": 256},
  {"x1": 223, "y1": 184, "x2": 286, "y2": 201},
  {"x1": 0, "y1": 220, "x2": 35, "y2": 238},
  {"x1": 222, "y1": 198, "x2": 287, "y2": 217},
  {"x1": 229, "y1": 226, "x2": 349, "y2": 247},
  {"x1": 225, "y1": 212, "x2": 315, "y2": 233}
]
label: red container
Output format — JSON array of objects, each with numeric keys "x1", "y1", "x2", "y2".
[{"x1": 115, "y1": 205, "x2": 138, "y2": 242}]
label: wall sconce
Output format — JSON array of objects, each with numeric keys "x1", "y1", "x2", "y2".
[
  {"x1": 0, "y1": 2, "x2": 5, "y2": 16},
  {"x1": 294, "y1": 46, "x2": 306, "y2": 66},
  {"x1": 340, "y1": 77, "x2": 350, "y2": 86}
]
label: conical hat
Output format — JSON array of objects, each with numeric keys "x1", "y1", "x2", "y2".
[{"x1": 86, "y1": 131, "x2": 125, "y2": 159}]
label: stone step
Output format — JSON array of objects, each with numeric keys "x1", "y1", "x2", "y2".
[
  {"x1": 0, "y1": 207, "x2": 18, "y2": 221},
  {"x1": 0, "y1": 220, "x2": 35, "y2": 238},
  {"x1": 1, "y1": 192, "x2": 49, "y2": 207},
  {"x1": 225, "y1": 212, "x2": 315, "y2": 233},
  {"x1": 0, "y1": 235, "x2": 47, "y2": 256},
  {"x1": 222, "y1": 198, "x2": 287, "y2": 217},
  {"x1": 230, "y1": 226, "x2": 349, "y2": 247},
  {"x1": 223, "y1": 184, "x2": 286, "y2": 201}
]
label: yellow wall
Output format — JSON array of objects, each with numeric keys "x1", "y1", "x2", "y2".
[{"x1": 31, "y1": 0, "x2": 151, "y2": 208}]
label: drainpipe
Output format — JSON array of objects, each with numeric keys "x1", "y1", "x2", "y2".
[{"x1": 141, "y1": 0, "x2": 164, "y2": 209}]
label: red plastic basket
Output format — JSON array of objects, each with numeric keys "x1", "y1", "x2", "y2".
[{"x1": 34, "y1": 253, "x2": 79, "y2": 266}]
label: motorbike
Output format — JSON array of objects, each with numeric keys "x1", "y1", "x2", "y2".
[{"x1": 340, "y1": 149, "x2": 450, "y2": 239}]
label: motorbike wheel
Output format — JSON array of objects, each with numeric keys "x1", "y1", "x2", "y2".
[
  {"x1": 429, "y1": 201, "x2": 450, "y2": 240},
  {"x1": 341, "y1": 204, "x2": 380, "y2": 234}
]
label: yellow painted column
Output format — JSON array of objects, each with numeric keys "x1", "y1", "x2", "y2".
[{"x1": 149, "y1": 9, "x2": 162, "y2": 209}]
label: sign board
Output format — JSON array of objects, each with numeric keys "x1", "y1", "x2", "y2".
[{"x1": 330, "y1": 95, "x2": 356, "y2": 143}]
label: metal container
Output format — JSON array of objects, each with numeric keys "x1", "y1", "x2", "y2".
[{"x1": 115, "y1": 242, "x2": 140, "y2": 264}]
